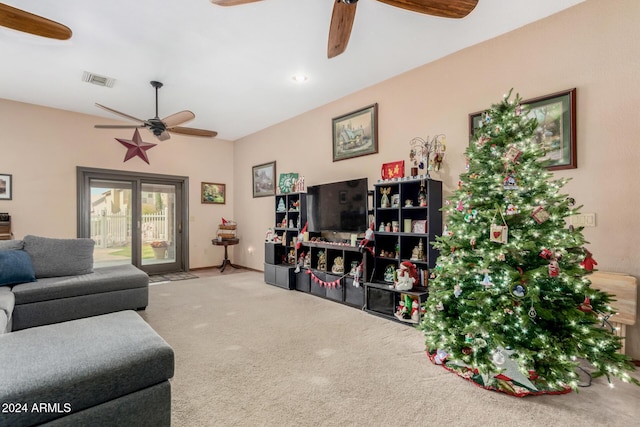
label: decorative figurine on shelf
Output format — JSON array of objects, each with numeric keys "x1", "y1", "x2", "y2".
[
  {"x1": 384, "y1": 264, "x2": 396, "y2": 283},
  {"x1": 405, "y1": 199, "x2": 413, "y2": 207},
  {"x1": 410, "y1": 245, "x2": 420, "y2": 261},
  {"x1": 379, "y1": 222, "x2": 385, "y2": 232},
  {"x1": 265, "y1": 228, "x2": 274, "y2": 242},
  {"x1": 418, "y1": 181, "x2": 427, "y2": 207},
  {"x1": 380, "y1": 187, "x2": 391, "y2": 208},
  {"x1": 349, "y1": 261, "x2": 359, "y2": 277},
  {"x1": 395, "y1": 261, "x2": 418, "y2": 291},
  {"x1": 287, "y1": 249, "x2": 296, "y2": 265},
  {"x1": 290, "y1": 200, "x2": 300, "y2": 211},
  {"x1": 359, "y1": 222, "x2": 375, "y2": 253},
  {"x1": 331, "y1": 256, "x2": 344, "y2": 274},
  {"x1": 277, "y1": 198, "x2": 286, "y2": 212},
  {"x1": 317, "y1": 251, "x2": 327, "y2": 271},
  {"x1": 411, "y1": 300, "x2": 420, "y2": 323},
  {"x1": 303, "y1": 252, "x2": 311, "y2": 269}
]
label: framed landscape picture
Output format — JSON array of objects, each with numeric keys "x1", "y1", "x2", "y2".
[
  {"x1": 201, "y1": 182, "x2": 225, "y2": 204},
  {"x1": 0, "y1": 174, "x2": 12, "y2": 200},
  {"x1": 332, "y1": 103, "x2": 378, "y2": 162},
  {"x1": 468, "y1": 88, "x2": 576, "y2": 170},
  {"x1": 252, "y1": 161, "x2": 276, "y2": 198}
]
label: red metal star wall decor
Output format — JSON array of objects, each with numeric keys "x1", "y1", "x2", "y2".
[{"x1": 115, "y1": 128, "x2": 157, "y2": 164}]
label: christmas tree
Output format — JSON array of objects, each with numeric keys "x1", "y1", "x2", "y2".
[{"x1": 419, "y1": 90, "x2": 639, "y2": 396}]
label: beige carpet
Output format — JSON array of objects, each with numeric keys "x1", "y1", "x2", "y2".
[{"x1": 139, "y1": 271, "x2": 640, "y2": 427}]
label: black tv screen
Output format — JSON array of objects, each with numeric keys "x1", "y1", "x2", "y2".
[{"x1": 306, "y1": 178, "x2": 368, "y2": 233}]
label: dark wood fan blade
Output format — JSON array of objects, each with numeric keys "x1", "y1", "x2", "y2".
[
  {"x1": 169, "y1": 127, "x2": 218, "y2": 138},
  {"x1": 162, "y1": 111, "x2": 195, "y2": 128},
  {"x1": 210, "y1": 0, "x2": 263, "y2": 6},
  {"x1": 376, "y1": 0, "x2": 478, "y2": 18},
  {"x1": 328, "y1": 0, "x2": 357, "y2": 59},
  {"x1": 95, "y1": 103, "x2": 147, "y2": 125},
  {"x1": 0, "y1": 4, "x2": 72, "y2": 40},
  {"x1": 94, "y1": 125, "x2": 145, "y2": 129}
]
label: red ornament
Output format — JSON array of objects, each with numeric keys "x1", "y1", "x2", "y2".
[
  {"x1": 578, "y1": 297, "x2": 593, "y2": 313},
  {"x1": 115, "y1": 128, "x2": 157, "y2": 165},
  {"x1": 580, "y1": 250, "x2": 598, "y2": 271}
]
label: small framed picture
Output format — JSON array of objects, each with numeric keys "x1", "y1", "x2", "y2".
[
  {"x1": 0, "y1": 174, "x2": 12, "y2": 200},
  {"x1": 201, "y1": 182, "x2": 225, "y2": 204},
  {"x1": 252, "y1": 161, "x2": 276, "y2": 198}
]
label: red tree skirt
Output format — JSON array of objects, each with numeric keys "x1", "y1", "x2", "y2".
[{"x1": 426, "y1": 350, "x2": 573, "y2": 397}]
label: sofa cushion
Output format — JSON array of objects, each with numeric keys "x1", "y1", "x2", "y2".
[
  {"x1": 0, "y1": 240, "x2": 24, "y2": 251},
  {"x1": 23, "y1": 235, "x2": 94, "y2": 278},
  {"x1": 0, "y1": 250, "x2": 36, "y2": 287},
  {"x1": 11, "y1": 264, "x2": 148, "y2": 305}
]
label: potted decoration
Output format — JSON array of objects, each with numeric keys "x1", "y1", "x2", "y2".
[{"x1": 150, "y1": 240, "x2": 168, "y2": 259}]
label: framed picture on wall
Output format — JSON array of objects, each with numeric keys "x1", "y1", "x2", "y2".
[
  {"x1": 332, "y1": 103, "x2": 378, "y2": 162},
  {"x1": 0, "y1": 174, "x2": 12, "y2": 200},
  {"x1": 201, "y1": 182, "x2": 225, "y2": 204},
  {"x1": 468, "y1": 88, "x2": 577, "y2": 170},
  {"x1": 252, "y1": 161, "x2": 276, "y2": 198}
]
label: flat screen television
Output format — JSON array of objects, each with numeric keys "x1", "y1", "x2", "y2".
[{"x1": 306, "y1": 178, "x2": 368, "y2": 233}]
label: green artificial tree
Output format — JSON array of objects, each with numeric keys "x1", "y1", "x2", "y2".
[{"x1": 419, "y1": 90, "x2": 638, "y2": 396}]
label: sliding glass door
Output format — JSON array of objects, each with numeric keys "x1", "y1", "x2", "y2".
[{"x1": 77, "y1": 167, "x2": 189, "y2": 274}]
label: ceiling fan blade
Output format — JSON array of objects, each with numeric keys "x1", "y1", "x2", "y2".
[
  {"x1": 327, "y1": 0, "x2": 357, "y2": 59},
  {"x1": 94, "y1": 125, "x2": 145, "y2": 129},
  {"x1": 95, "y1": 103, "x2": 147, "y2": 125},
  {"x1": 169, "y1": 127, "x2": 218, "y2": 138},
  {"x1": 210, "y1": 0, "x2": 263, "y2": 6},
  {"x1": 376, "y1": 0, "x2": 478, "y2": 19},
  {"x1": 162, "y1": 110, "x2": 195, "y2": 128},
  {"x1": 0, "y1": 3, "x2": 72, "y2": 40}
]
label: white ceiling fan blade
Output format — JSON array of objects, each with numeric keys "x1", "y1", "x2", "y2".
[{"x1": 162, "y1": 110, "x2": 195, "y2": 128}]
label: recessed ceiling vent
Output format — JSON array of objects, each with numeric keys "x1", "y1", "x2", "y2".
[{"x1": 82, "y1": 71, "x2": 115, "y2": 88}]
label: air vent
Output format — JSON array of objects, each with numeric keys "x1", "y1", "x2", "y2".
[{"x1": 82, "y1": 71, "x2": 115, "y2": 88}]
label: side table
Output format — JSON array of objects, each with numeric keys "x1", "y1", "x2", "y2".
[{"x1": 212, "y1": 238, "x2": 240, "y2": 272}]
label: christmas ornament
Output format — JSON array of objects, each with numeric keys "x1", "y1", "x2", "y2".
[
  {"x1": 454, "y1": 284, "x2": 462, "y2": 298},
  {"x1": 577, "y1": 297, "x2": 593, "y2": 313},
  {"x1": 505, "y1": 146, "x2": 523, "y2": 163},
  {"x1": 503, "y1": 173, "x2": 519, "y2": 190},
  {"x1": 528, "y1": 301, "x2": 537, "y2": 319},
  {"x1": 462, "y1": 347, "x2": 473, "y2": 355},
  {"x1": 464, "y1": 209, "x2": 478, "y2": 222},
  {"x1": 531, "y1": 206, "x2": 551, "y2": 224},
  {"x1": 115, "y1": 128, "x2": 156, "y2": 165},
  {"x1": 511, "y1": 283, "x2": 527, "y2": 298},
  {"x1": 490, "y1": 224, "x2": 508, "y2": 244},
  {"x1": 436, "y1": 301, "x2": 444, "y2": 311},
  {"x1": 548, "y1": 260, "x2": 560, "y2": 277},
  {"x1": 539, "y1": 248, "x2": 553, "y2": 260},
  {"x1": 505, "y1": 204, "x2": 518, "y2": 216},
  {"x1": 580, "y1": 249, "x2": 598, "y2": 271},
  {"x1": 481, "y1": 272, "x2": 494, "y2": 288},
  {"x1": 465, "y1": 333, "x2": 474, "y2": 343}
]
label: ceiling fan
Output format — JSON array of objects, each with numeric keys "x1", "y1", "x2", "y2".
[
  {"x1": 94, "y1": 81, "x2": 218, "y2": 141},
  {"x1": 0, "y1": 3, "x2": 72, "y2": 39},
  {"x1": 211, "y1": 0, "x2": 478, "y2": 58}
]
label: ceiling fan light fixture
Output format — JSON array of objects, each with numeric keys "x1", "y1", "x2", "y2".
[{"x1": 82, "y1": 71, "x2": 115, "y2": 88}]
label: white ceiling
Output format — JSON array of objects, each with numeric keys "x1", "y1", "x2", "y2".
[{"x1": 0, "y1": 0, "x2": 584, "y2": 141}]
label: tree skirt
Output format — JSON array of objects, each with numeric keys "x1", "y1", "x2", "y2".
[{"x1": 426, "y1": 350, "x2": 572, "y2": 397}]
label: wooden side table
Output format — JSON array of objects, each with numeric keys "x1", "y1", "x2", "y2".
[{"x1": 212, "y1": 238, "x2": 240, "y2": 272}]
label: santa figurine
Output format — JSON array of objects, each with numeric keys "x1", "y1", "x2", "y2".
[
  {"x1": 395, "y1": 261, "x2": 418, "y2": 291},
  {"x1": 358, "y1": 221, "x2": 375, "y2": 253},
  {"x1": 296, "y1": 222, "x2": 308, "y2": 250}
]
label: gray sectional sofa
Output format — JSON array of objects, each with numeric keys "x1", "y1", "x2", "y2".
[
  {"x1": 0, "y1": 236, "x2": 174, "y2": 426},
  {"x1": 0, "y1": 235, "x2": 148, "y2": 332}
]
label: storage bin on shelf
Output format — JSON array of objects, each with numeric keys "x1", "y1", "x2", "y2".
[{"x1": 217, "y1": 222, "x2": 237, "y2": 240}]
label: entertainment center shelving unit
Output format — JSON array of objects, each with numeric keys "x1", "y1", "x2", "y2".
[{"x1": 263, "y1": 178, "x2": 442, "y2": 325}]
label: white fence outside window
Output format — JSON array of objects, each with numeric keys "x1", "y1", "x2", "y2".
[{"x1": 91, "y1": 208, "x2": 169, "y2": 248}]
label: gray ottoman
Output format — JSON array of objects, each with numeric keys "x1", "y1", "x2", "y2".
[{"x1": 0, "y1": 310, "x2": 174, "y2": 427}]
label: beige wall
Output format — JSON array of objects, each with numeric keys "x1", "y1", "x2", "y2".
[
  {"x1": 234, "y1": 0, "x2": 640, "y2": 358},
  {"x1": 1, "y1": 0, "x2": 638, "y2": 357},
  {"x1": 0, "y1": 100, "x2": 235, "y2": 269}
]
